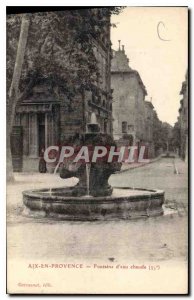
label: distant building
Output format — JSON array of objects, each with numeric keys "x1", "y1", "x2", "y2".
[
  {"x1": 152, "y1": 110, "x2": 164, "y2": 156},
  {"x1": 177, "y1": 71, "x2": 188, "y2": 161},
  {"x1": 111, "y1": 42, "x2": 155, "y2": 158},
  {"x1": 144, "y1": 101, "x2": 155, "y2": 158}
]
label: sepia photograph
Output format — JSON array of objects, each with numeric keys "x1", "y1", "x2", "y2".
[{"x1": 6, "y1": 6, "x2": 188, "y2": 294}]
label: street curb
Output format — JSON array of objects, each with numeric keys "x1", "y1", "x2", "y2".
[
  {"x1": 117, "y1": 156, "x2": 162, "y2": 174},
  {"x1": 16, "y1": 156, "x2": 163, "y2": 176}
]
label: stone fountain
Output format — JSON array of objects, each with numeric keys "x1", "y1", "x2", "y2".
[{"x1": 23, "y1": 113, "x2": 164, "y2": 220}]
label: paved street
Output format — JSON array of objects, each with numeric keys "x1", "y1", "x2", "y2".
[{"x1": 7, "y1": 157, "x2": 188, "y2": 264}]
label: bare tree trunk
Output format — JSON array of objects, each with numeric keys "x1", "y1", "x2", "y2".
[{"x1": 7, "y1": 15, "x2": 30, "y2": 182}]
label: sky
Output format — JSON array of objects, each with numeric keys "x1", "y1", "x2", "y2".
[{"x1": 111, "y1": 7, "x2": 188, "y2": 126}]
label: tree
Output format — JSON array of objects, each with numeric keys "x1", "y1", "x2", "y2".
[
  {"x1": 7, "y1": 14, "x2": 30, "y2": 181},
  {"x1": 172, "y1": 121, "x2": 181, "y2": 154},
  {"x1": 153, "y1": 113, "x2": 173, "y2": 155},
  {"x1": 7, "y1": 8, "x2": 123, "y2": 100},
  {"x1": 7, "y1": 8, "x2": 124, "y2": 180}
]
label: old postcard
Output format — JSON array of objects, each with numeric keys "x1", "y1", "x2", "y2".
[{"x1": 6, "y1": 6, "x2": 188, "y2": 294}]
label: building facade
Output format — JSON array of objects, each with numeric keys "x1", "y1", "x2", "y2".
[
  {"x1": 177, "y1": 71, "x2": 188, "y2": 161},
  {"x1": 111, "y1": 43, "x2": 155, "y2": 158},
  {"x1": 8, "y1": 9, "x2": 113, "y2": 169}
]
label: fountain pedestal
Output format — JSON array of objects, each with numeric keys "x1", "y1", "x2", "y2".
[
  {"x1": 59, "y1": 131, "x2": 122, "y2": 197},
  {"x1": 23, "y1": 187, "x2": 164, "y2": 220},
  {"x1": 23, "y1": 113, "x2": 165, "y2": 220}
]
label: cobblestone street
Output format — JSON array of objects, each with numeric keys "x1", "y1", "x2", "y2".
[{"x1": 7, "y1": 157, "x2": 188, "y2": 264}]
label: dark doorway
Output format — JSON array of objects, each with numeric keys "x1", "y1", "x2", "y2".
[
  {"x1": 104, "y1": 121, "x2": 107, "y2": 133},
  {"x1": 10, "y1": 126, "x2": 23, "y2": 171},
  {"x1": 38, "y1": 114, "x2": 45, "y2": 155}
]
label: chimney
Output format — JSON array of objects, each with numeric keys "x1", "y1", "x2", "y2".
[
  {"x1": 118, "y1": 40, "x2": 121, "y2": 51},
  {"x1": 122, "y1": 45, "x2": 125, "y2": 52}
]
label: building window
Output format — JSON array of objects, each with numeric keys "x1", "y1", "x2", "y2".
[
  {"x1": 122, "y1": 121, "x2": 127, "y2": 133},
  {"x1": 128, "y1": 124, "x2": 134, "y2": 132}
]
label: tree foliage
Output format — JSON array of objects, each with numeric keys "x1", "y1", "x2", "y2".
[
  {"x1": 153, "y1": 115, "x2": 173, "y2": 152},
  {"x1": 7, "y1": 7, "x2": 124, "y2": 101},
  {"x1": 171, "y1": 121, "x2": 181, "y2": 150}
]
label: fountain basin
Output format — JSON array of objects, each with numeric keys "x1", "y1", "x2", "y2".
[{"x1": 23, "y1": 187, "x2": 165, "y2": 220}]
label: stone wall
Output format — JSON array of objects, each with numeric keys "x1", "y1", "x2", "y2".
[{"x1": 111, "y1": 46, "x2": 158, "y2": 159}]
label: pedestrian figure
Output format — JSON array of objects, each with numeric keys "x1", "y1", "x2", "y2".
[{"x1": 39, "y1": 147, "x2": 47, "y2": 173}]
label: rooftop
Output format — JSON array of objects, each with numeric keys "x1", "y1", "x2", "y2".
[
  {"x1": 145, "y1": 101, "x2": 154, "y2": 109},
  {"x1": 111, "y1": 41, "x2": 131, "y2": 72},
  {"x1": 111, "y1": 40, "x2": 147, "y2": 95}
]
